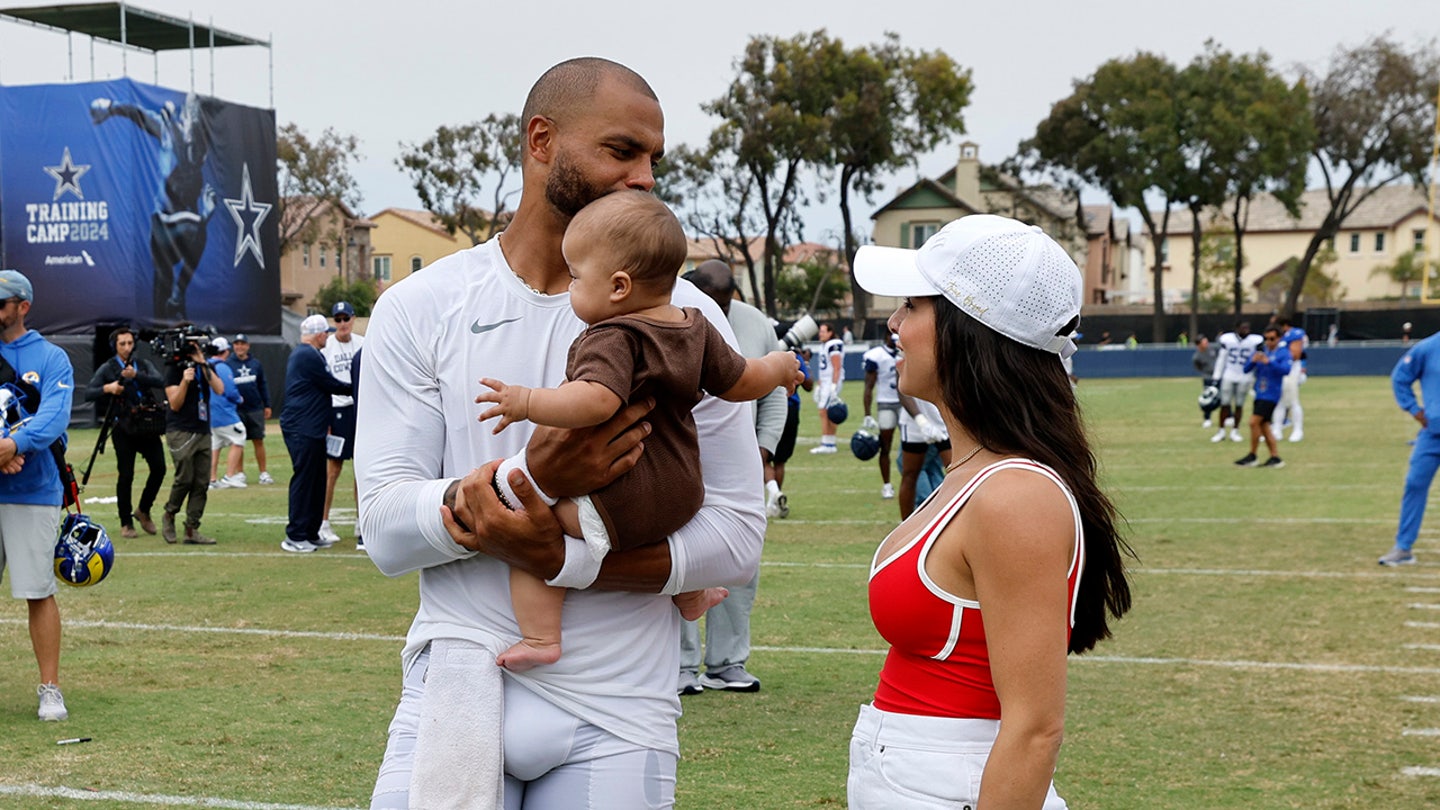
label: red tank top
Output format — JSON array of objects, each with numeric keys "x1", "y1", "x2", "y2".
[{"x1": 869, "y1": 459, "x2": 1084, "y2": 718}]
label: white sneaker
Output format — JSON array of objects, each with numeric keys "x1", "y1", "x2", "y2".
[
  {"x1": 220, "y1": 473, "x2": 247, "y2": 489},
  {"x1": 1203, "y1": 419, "x2": 1212, "y2": 428},
  {"x1": 1229, "y1": 430, "x2": 1244, "y2": 442},
  {"x1": 1288, "y1": 430, "x2": 1304, "y2": 443},
  {"x1": 258, "y1": 471, "x2": 276, "y2": 485},
  {"x1": 881, "y1": 483, "x2": 895, "y2": 499},
  {"x1": 775, "y1": 492, "x2": 789, "y2": 519},
  {"x1": 37, "y1": 683, "x2": 67, "y2": 721},
  {"x1": 809, "y1": 444, "x2": 838, "y2": 454},
  {"x1": 765, "y1": 490, "x2": 781, "y2": 519},
  {"x1": 317, "y1": 520, "x2": 341, "y2": 546},
  {"x1": 280, "y1": 538, "x2": 318, "y2": 554},
  {"x1": 1210, "y1": 430, "x2": 1226, "y2": 443},
  {"x1": 210, "y1": 479, "x2": 229, "y2": 489}
]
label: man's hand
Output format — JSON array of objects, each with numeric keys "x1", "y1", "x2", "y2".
[
  {"x1": 181, "y1": 366, "x2": 196, "y2": 383},
  {"x1": 104, "y1": 380, "x2": 125, "y2": 396},
  {"x1": 475, "y1": 378, "x2": 531, "y2": 434},
  {"x1": 526, "y1": 398, "x2": 653, "y2": 498},
  {"x1": 1415, "y1": 410, "x2": 1429, "y2": 429},
  {"x1": 0, "y1": 437, "x2": 18, "y2": 468},
  {"x1": 915, "y1": 413, "x2": 946, "y2": 444},
  {"x1": 263, "y1": 407, "x2": 272, "y2": 420},
  {"x1": 862, "y1": 415, "x2": 879, "y2": 432},
  {"x1": 440, "y1": 460, "x2": 566, "y2": 579},
  {"x1": 120, "y1": 366, "x2": 137, "y2": 380}
]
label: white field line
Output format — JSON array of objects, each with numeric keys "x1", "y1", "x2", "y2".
[
  {"x1": 1408, "y1": 588, "x2": 1440, "y2": 593},
  {"x1": 1411, "y1": 604, "x2": 1440, "y2": 611},
  {"x1": 1401, "y1": 696, "x2": 1440, "y2": 703},
  {"x1": 1403, "y1": 645, "x2": 1440, "y2": 651},
  {"x1": 1403, "y1": 729, "x2": 1440, "y2": 737},
  {"x1": 1407, "y1": 623, "x2": 1440, "y2": 629},
  {"x1": 0, "y1": 784, "x2": 357, "y2": 809},
  {"x1": 3, "y1": 619, "x2": 1436, "y2": 676},
  {"x1": 1402, "y1": 766, "x2": 1440, "y2": 777}
]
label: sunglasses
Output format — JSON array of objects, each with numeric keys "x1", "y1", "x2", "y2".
[{"x1": 333, "y1": 315, "x2": 352, "y2": 323}]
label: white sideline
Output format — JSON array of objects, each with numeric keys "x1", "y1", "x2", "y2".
[{"x1": 0, "y1": 783, "x2": 357, "y2": 809}]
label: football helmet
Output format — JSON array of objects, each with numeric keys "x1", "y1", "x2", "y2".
[
  {"x1": 1198, "y1": 384, "x2": 1220, "y2": 410},
  {"x1": 826, "y1": 400, "x2": 849, "y2": 426},
  {"x1": 850, "y1": 429, "x2": 880, "y2": 461},
  {"x1": 54, "y1": 513, "x2": 114, "y2": 587}
]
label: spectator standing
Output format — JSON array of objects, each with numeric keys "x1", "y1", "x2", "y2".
[
  {"x1": 319, "y1": 301, "x2": 363, "y2": 545},
  {"x1": 226, "y1": 333, "x2": 275, "y2": 485},
  {"x1": 1380, "y1": 332, "x2": 1440, "y2": 565},
  {"x1": 678, "y1": 259, "x2": 789, "y2": 695},
  {"x1": 205, "y1": 338, "x2": 246, "y2": 488},
  {"x1": 84, "y1": 326, "x2": 165, "y2": 538},
  {"x1": 0, "y1": 270, "x2": 76, "y2": 721},
  {"x1": 280, "y1": 315, "x2": 352, "y2": 553},
  {"x1": 1233, "y1": 327, "x2": 1292, "y2": 469},
  {"x1": 861, "y1": 332, "x2": 901, "y2": 499},
  {"x1": 160, "y1": 330, "x2": 225, "y2": 545},
  {"x1": 1192, "y1": 334, "x2": 1221, "y2": 427},
  {"x1": 811, "y1": 322, "x2": 846, "y2": 453}
]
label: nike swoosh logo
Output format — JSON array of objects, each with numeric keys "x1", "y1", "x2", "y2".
[
  {"x1": 56, "y1": 382, "x2": 71, "y2": 389},
  {"x1": 471, "y1": 317, "x2": 522, "y2": 335}
]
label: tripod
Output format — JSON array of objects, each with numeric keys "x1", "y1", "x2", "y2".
[{"x1": 80, "y1": 398, "x2": 117, "y2": 491}]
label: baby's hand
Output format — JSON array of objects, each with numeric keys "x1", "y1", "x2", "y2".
[{"x1": 475, "y1": 378, "x2": 531, "y2": 434}]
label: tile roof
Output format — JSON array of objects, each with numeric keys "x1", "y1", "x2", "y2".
[{"x1": 1151, "y1": 185, "x2": 1433, "y2": 235}]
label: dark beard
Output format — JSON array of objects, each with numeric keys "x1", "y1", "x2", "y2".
[{"x1": 545, "y1": 150, "x2": 610, "y2": 219}]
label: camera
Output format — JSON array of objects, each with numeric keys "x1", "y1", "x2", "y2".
[
  {"x1": 779, "y1": 314, "x2": 819, "y2": 351},
  {"x1": 142, "y1": 325, "x2": 215, "y2": 366}
]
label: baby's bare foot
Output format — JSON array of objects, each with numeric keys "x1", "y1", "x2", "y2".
[
  {"x1": 497, "y1": 639, "x2": 562, "y2": 672},
  {"x1": 673, "y1": 587, "x2": 729, "y2": 621}
]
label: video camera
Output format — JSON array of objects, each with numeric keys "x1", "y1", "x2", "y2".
[
  {"x1": 142, "y1": 325, "x2": 216, "y2": 367},
  {"x1": 779, "y1": 314, "x2": 819, "y2": 351}
]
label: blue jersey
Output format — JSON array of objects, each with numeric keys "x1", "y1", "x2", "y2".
[
  {"x1": 1243, "y1": 345, "x2": 1292, "y2": 402},
  {"x1": 1394, "y1": 334, "x2": 1440, "y2": 436},
  {"x1": 1280, "y1": 326, "x2": 1307, "y2": 369}
]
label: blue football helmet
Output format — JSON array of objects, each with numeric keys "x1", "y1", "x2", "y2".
[
  {"x1": 826, "y1": 400, "x2": 849, "y2": 426},
  {"x1": 850, "y1": 429, "x2": 880, "y2": 461},
  {"x1": 54, "y1": 513, "x2": 114, "y2": 587}
]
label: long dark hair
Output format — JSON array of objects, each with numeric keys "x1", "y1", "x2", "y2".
[{"x1": 931, "y1": 297, "x2": 1132, "y2": 653}]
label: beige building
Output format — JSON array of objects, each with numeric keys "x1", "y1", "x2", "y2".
[
  {"x1": 366, "y1": 208, "x2": 473, "y2": 290},
  {"x1": 1144, "y1": 185, "x2": 1439, "y2": 305},
  {"x1": 868, "y1": 142, "x2": 1126, "y2": 313},
  {"x1": 277, "y1": 198, "x2": 374, "y2": 315}
]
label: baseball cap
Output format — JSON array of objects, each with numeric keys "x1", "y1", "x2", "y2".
[
  {"x1": 853, "y1": 215, "x2": 1082, "y2": 359},
  {"x1": 0, "y1": 269, "x2": 34, "y2": 302},
  {"x1": 301, "y1": 314, "x2": 335, "y2": 336},
  {"x1": 233, "y1": 333, "x2": 249, "y2": 344},
  {"x1": 332, "y1": 301, "x2": 355, "y2": 318},
  {"x1": 210, "y1": 336, "x2": 230, "y2": 353}
]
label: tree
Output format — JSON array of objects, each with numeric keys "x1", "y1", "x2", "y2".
[
  {"x1": 1370, "y1": 248, "x2": 1430, "y2": 299},
  {"x1": 275, "y1": 124, "x2": 363, "y2": 256},
  {"x1": 396, "y1": 114, "x2": 522, "y2": 246},
  {"x1": 773, "y1": 253, "x2": 850, "y2": 317},
  {"x1": 1280, "y1": 36, "x2": 1440, "y2": 317},
  {"x1": 705, "y1": 32, "x2": 840, "y2": 317},
  {"x1": 312, "y1": 275, "x2": 377, "y2": 317},
  {"x1": 827, "y1": 35, "x2": 972, "y2": 327},
  {"x1": 1017, "y1": 53, "x2": 1189, "y2": 341},
  {"x1": 1258, "y1": 246, "x2": 1345, "y2": 308},
  {"x1": 654, "y1": 143, "x2": 764, "y2": 298},
  {"x1": 1195, "y1": 232, "x2": 1245, "y2": 312}
]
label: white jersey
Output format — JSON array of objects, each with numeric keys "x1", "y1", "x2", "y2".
[
  {"x1": 355, "y1": 239, "x2": 764, "y2": 756},
  {"x1": 1215, "y1": 332, "x2": 1262, "y2": 382},
  {"x1": 322, "y1": 332, "x2": 364, "y2": 407},
  {"x1": 861, "y1": 345, "x2": 900, "y2": 405},
  {"x1": 817, "y1": 338, "x2": 846, "y2": 387},
  {"x1": 898, "y1": 396, "x2": 948, "y2": 444}
]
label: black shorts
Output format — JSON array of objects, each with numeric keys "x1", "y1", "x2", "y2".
[
  {"x1": 901, "y1": 439, "x2": 952, "y2": 454},
  {"x1": 240, "y1": 408, "x2": 266, "y2": 441},
  {"x1": 773, "y1": 401, "x2": 801, "y2": 465},
  {"x1": 329, "y1": 405, "x2": 357, "y2": 460},
  {"x1": 1253, "y1": 399, "x2": 1278, "y2": 423}
]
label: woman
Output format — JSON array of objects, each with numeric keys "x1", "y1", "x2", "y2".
[{"x1": 848, "y1": 215, "x2": 1133, "y2": 809}]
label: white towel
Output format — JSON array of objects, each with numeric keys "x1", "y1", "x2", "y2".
[{"x1": 409, "y1": 638, "x2": 504, "y2": 809}]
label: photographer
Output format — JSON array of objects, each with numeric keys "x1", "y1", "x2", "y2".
[
  {"x1": 84, "y1": 327, "x2": 166, "y2": 538},
  {"x1": 160, "y1": 329, "x2": 224, "y2": 545}
]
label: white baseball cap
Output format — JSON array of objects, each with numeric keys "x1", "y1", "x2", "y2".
[
  {"x1": 210, "y1": 336, "x2": 230, "y2": 353},
  {"x1": 854, "y1": 214, "x2": 1083, "y2": 359},
  {"x1": 301, "y1": 314, "x2": 335, "y2": 336}
]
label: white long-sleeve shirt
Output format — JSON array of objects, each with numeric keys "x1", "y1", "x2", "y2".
[{"x1": 355, "y1": 239, "x2": 765, "y2": 755}]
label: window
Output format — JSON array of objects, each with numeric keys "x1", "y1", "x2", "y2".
[
  {"x1": 303, "y1": 244, "x2": 311, "y2": 267},
  {"x1": 372, "y1": 256, "x2": 392, "y2": 282},
  {"x1": 1159, "y1": 238, "x2": 1169, "y2": 264},
  {"x1": 335, "y1": 249, "x2": 343, "y2": 269},
  {"x1": 908, "y1": 222, "x2": 941, "y2": 248},
  {"x1": 1375, "y1": 232, "x2": 1385, "y2": 253},
  {"x1": 411, "y1": 255, "x2": 424, "y2": 274},
  {"x1": 1349, "y1": 233, "x2": 1361, "y2": 253},
  {"x1": 1416, "y1": 229, "x2": 1427, "y2": 252},
  {"x1": 319, "y1": 249, "x2": 326, "y2": 268}
]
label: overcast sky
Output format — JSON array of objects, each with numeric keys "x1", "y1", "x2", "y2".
[{"x1": 1, "y1": 0, "x2": 1433, "y2": 242}]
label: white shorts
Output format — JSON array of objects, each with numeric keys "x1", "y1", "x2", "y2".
[
  {"x1": 210, "y1": 422, "x2": 246, "y2": 450},
  {"x1": 0, "y1": 503, "x2": 62, "y2": 599},
  {"x1": 848, "y1": 703, "x2": 1067, "y2": 809},
  {"x1": 1218, "y1": 378, "x2": 1250, "y2": 408},
  {"x1": 877, "y1": 402, "x2": 900, "y2": 431},
  {"x1": 371, "y1": 645, "x2": 677, "y2": 809}
]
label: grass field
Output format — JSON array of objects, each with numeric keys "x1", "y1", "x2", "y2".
[{"x1": 2, "y1": 374, "x2": 1439, "y2": 808}]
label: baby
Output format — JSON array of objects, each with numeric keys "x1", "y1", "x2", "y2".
[{"x1": 478, "y1": 190, "x2": 802, "y2": 671}]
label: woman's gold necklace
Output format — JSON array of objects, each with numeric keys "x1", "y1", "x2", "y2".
[{"x1": 944, "y1": 443, "x2": 985, "y2": 474}]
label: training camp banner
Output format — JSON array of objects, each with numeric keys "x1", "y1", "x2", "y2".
[{"x1": 0, "y1": 77, "x2": 280, "y2": 335}]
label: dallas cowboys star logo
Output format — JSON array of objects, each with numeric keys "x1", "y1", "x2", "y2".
[
  {"x1": 225, "y1": 163, "x2": 272, "y2": 269},
  {"x1": 44, "y1": 147, "x2": 90, "y2": 201}
]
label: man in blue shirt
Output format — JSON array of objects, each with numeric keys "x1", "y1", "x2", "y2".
[
  {"x1": 205, "y1": 338, "x2": 245, "y2": 489},
  {"x1": 1233, "y1": 326, "x2": 1291, "y2": 469},
  {"x1": 226, "y1": 334, "x2": 275, "y2": 485},
  {"x1": 0, "y1": 270, "x2": 75, "y2": 721},
  {"x1": 280, "y1": 315, "x2": 353, "y2": 553},
  {"x1": 1381, "y1": 331, "x2": 1440, "y2": 565}
]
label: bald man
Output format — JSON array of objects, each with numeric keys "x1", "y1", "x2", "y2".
[
  {"x1": 678, "y1": 259, "x2": 785, "y2": 696},
  {"x1": 358, "y1": 58, "x2": 763, "y2": 808}
]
